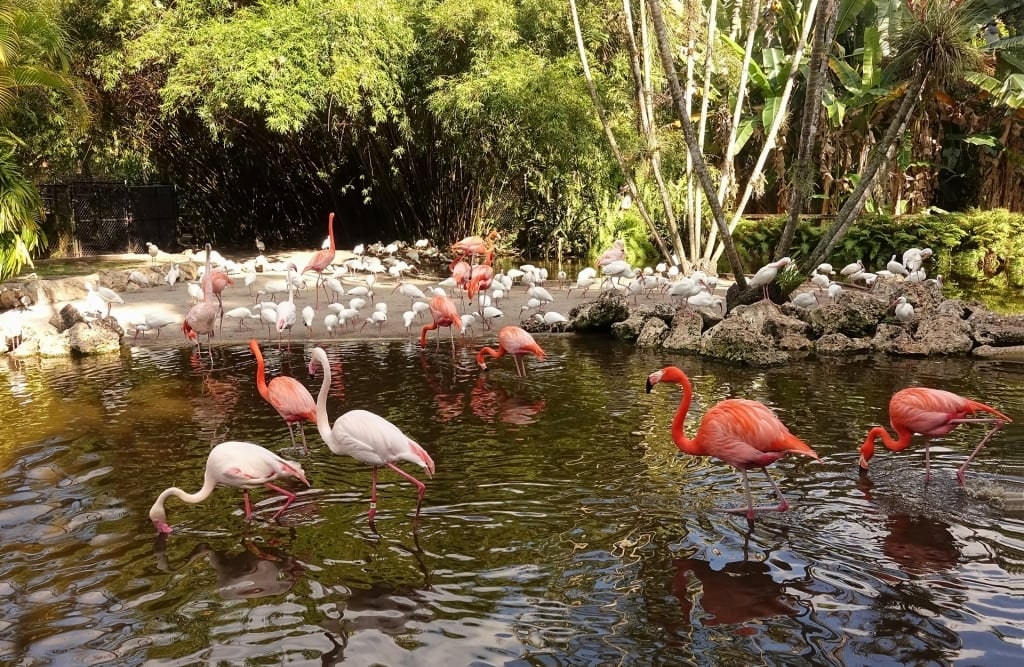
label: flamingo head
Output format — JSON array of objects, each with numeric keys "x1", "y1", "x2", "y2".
[
  {"x1": 279, "y1": 461, "x2": 310, "y2": 487},
  {"x1": 153, "y1": 519, "x2": 173, "y2": 534},
  {"x1": 645, "y1": 366, "x2": 687, "y2": 394},
  {"x1": 645, "y1": 369, "x2": 665, "y2": 393}
]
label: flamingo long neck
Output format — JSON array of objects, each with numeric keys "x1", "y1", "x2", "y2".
[
  {"x1": 476, "y1": 346, "x2": 505, "y2": 366},
  {"x1": 860, "y1": 424, "x2": 913, "y2": 463},
  {"x1": 202, "y1": 247, "x2": 213, "y2": 301},
  {"x1": 311, "y1": 351, "x2": 336, "y2": 449},
  {"x1": 149, "y1": 473, "x2": 217, "y2": 523},
  {"x1": 252, "y1": 346, "x2": 270, "y2": 401},
  {"x1": 419, "y1": 322, "x2": 438, "y2": 346},
  {"x1": 286, "y1": 266, "x2": 295, "y2": 304},
  {"x1": 327, "y1": 213, "x2": 335, "y2": 252},
  {"x1": 668, "y1": 374, "x2": 704, "y2": 457}
]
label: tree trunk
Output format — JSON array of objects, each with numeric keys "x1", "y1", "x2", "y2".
[
  {"x1": 702, "y1": 0, "x2": 762, "y2": 262},
  {"x1": 622, "y1": 0, "x2": 686, "y2": 265},
  {"x1": 806, "y1": 70, "x2": 929, "y2": 268},
  {"x1": 710, "y1": 0, "x2": 819, "y2": 265},
  {"x1": 569, "y1": 0, "x2": 673, "y2": 263},
  {"x1": 776, "y1": 0, "x2": 838, "y2": 259},
  {"x1": 647, "y1": 0, "x2": 747, "y2": 287},
  {"x1": 693, "y1": 0, "x2": 718, "y2": 262}
]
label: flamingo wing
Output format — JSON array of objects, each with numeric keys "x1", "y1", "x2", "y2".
[
  {"x1": 891, "y1": 388, "x2": 975, "y2": 437},
  {"x1": 268, "y1": 377, "x2": 316, "y2": 420},
  {"x1": 500, "y1": 326, "x2": 545, "y2": 358},
  {"x1": 698, "y1": 400, "x2": 817, "y2": 467},
  {"x1": 332, "y1": 409, "x2": 432, "y2": 470}
]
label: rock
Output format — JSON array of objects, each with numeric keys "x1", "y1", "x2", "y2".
[
  {"x1": 871, "y1": 280, "x2": 945, "y2": 312},
  {"x1": 689, "y1": 304, "x2": 725, "y2": 330},
  {"x1": 662, "y1": 309, "x2": 704, "y2": 351},
  {"x1": 968, "y1": 311, "x2": 1024, "y2": 347},
  {"x1": 872, "y1": 323, "x2": 929, "y2": 356},
  {"x1": 635, "y1": 317, "x2": 668, "y2": 347},
  {"x1": 68, "y1": 317, "x2": 123, "y2": 355},
  {"x1": 49, "y1": 304, "x2": 88, "y2": 333},
  {"x1": 11, "y1": 337, "x2": 38, "y2": 358},
  {"x1": 0, "y1": 286, "x2": 33, "y2": 310},
  {"x1": 911, "y1": 314, "x2": 973, "y2": 354},
  {"x1": 806, "y1": 290, "x2": 888, "y2": 338},
  {"x1": 570, "y1": 291, "x2": 630, "y2": 332},
  {"x1": 700, "y1": 318, "x2": 790, "y2": 366},
  {"x1": 98, "y1": 270, "x2": 130, "y2": 292},
  {"x1": 972, "y1": 344, "x2": 1024, "y2": 359},
  {"x1": 725, "y1": 282, "x2": 785, "y2": 312},
  {"x1": 815, "y1": 333, "x2": 873, "y2": 355},
  {"x1": 21, "y1": 276, "x2": 94, "y2": 306},
  {"x1": 610, "y1": 303, "x2": 674, "y2": 343},
  {"x1": 37, "y1": 330, "x2": 71, "y2": 357}
]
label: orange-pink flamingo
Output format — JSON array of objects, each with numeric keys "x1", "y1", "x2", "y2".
[
  {"x1": 646, "y1": 365, "x2": 819, "y2": 521},
  {"x1": 250, "y1": 339, "x2": 317, "y2": 454},
  {"x1": 148, "y1": 440, "x2": 309, "y2": 533},
  {"x1": 419, "y1": 294, "x2": 461, "y2": 349},
  {"x1": 859, "y1": 387, "x2": 1011, "y2": 483},
  {"x1": 183, "y1": 243, "x2": 219, "y2": 355},
  {"x1": 476, "y1": 326, "x2": 546, "y2": 377},
  {"x1": 308, "y1": 346, "x2": 435, "y2": 525},
  {"x1": 301, "y1": 211, "x2": 336, "y2": 307},
  {"x1": 450, "y1": 230, "x2": 498, "y2": 270}
]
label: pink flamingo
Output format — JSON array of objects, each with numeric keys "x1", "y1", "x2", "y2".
[
  {"x1": 646, "y1": 365, "x2": 819, "y2": 521},
  {"x1": 249, "y1": 339, "x2": 317, "y2": 454},
  {"x1": 308, "y1": 347, "x2": 435, "y2": 525},
  {"x1": 450, "y1": 230, "x2": 498, "y2": 270},
  {"x1": 183, "y1": 243, "x2": 219, "y2": 355},
  {"x1": 467, "y1": 264, "x2": 494, "y2": 302},
  {"x1": 476, "y1": 326, "x2": 546, "y2": 377},
  {"x1": 148, "y1": 441, "x2": 309, "y2": 533},
  {"x1": 594, "y1": 238, "x2": 625, "y2": 268},
  {"x1": 202, "y1": 269, "x2": 234, "y2": 334},
  {"x1": 301, "y1": 212, "x2": 336, "y2": 308},
  {"x1": 859, "y1": 387, "x2": 1011, "y2": 483},
  {"x1": 419, "y1": 294, "x2": 462, "y2": 349}
]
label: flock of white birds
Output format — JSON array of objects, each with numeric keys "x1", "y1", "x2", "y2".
[{"x1": 48, "y1": 238, "x2": 938, "y2": 349}]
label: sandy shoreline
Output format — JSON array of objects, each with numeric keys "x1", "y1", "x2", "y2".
[{"x1": 12, "y1": 249, "x2": 723, "y2": 350}]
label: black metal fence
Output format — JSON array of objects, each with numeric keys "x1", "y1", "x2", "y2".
[{"x1": 40, "y1": 181, "x2": 179, "y2": 256}]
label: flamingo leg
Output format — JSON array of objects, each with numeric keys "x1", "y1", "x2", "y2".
[
  {"x1": 368, "y1": 466, "x2": 379, "y2": 524},
  {"x1": 243, "y1": 489, "x2": 253, "y2": 520},
  {"x1": 721, "y1": 468, "x2": 790, "y2": 520},
  {"x1": 284, "y1": 422, "x2": 299, "y2": 451},
  {"x1": 297, "y1": 424, "x2": 310, "y2": 456},
  {"x1": 265, "y1": 482, "x2": 298, "y2": 520},
  {"x1": 956, "y1": 419, "x2": 1007, "y2": 484},
  {"x1": 924, "y1": 441, "x2": 932, "y2": 481},
  {"x1": 385, "y1": 462, "x2": 428, "y2": 517}
]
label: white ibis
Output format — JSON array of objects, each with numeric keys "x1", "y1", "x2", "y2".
[
  {"x1": 302, "y1": 306, "x2": 315, "y2": 337},
  {"x1": 791, "y1": 292, "x2": 818, "y2": 309},
  {"x1": 748, "y1": 257, "x2": 791, "y2": 302},
  {"x1": 886, "y1": 255, "x2": 908, "y2": 276},
  {"x1": 893, "y1": 296, "x2": 914, "y2": 322},
  {"x1": 224, "y1": 306, "x2": 257, "y2": 330},
  {"x1": 840, "y1": 260, "x2": 865, "y2": 278}
]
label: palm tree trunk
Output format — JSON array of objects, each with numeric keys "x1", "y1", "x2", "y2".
[
  {"x1": 693, "y1": 0, "x2": 719, "y2": 262},
  {"x1": 710, "y1": 0, "x2": 819, "y2": 265},
  {"x1": 702, "y1": 0, "x2": 762, "y2": 262},
  {"x1": 622, "y1": 0, "x2": 686, "y2": 265},
  {"x1": 569, "y1": 0, "x2": 673, "y2": 263},
  {"x1": 647, "y1": 0, "x2": 747, "y2": 287},
  {"x1": 776, "y1": 0, "x2": 838, "y2": 259},
  {"x1": 806, "y1": 70, "x2": 929, "y2": 268}
]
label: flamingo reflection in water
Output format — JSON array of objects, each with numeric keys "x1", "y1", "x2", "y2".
[
  {"x1": 154, "y1": 534, "x2": 305, "y2": 600},
  {"x1": 470, "y1": 374, "x2": 546, "y2": 425},
  {"x1": 857, "y1": 476, "x2": 960, "y2": 576},
  {"x1": 672, "y1": 553, "x2": 801, "y2": 628}
]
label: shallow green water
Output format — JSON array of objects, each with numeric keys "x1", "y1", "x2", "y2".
[{"x1": 1, "y1": 338, "x2": 1023, "y2": 665}]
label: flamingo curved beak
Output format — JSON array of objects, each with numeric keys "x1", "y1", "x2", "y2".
[
  {"x1": 645, "y1": 378, "x2": 656, "y2": 394},
  {"x1": 154, "y1": 520, "x2": 173, "y2": 534}
]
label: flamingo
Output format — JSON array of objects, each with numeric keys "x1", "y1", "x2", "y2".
[
  {"x1": 476, "y1": 326, "x2": 546, "y2": 377},
  {"x1": 308, "y1": 347, "x2": 435, "y2": 525},
  {"x1": 183, "y1": 244, "x2": 219, "y2": 355},
  {"x1": 275, "y1": 264, "x2": 298, "y2": 348},
  {"x1": 301, "y1": 212, "x2": 336, "y2": 307},
  {"x1": 419, "y1": 294, "x2": 462, "y2": 349},
  {"x1": 450, "y1": 230, "x2": 499, "y2": 269},
  {"x1": 249, "y1": 339, "x2": 317, "y2": 455},
  {"x1": 859, "y1": 387, "x2": 1011, "y2": 483},
  {"x1": 594, "y1": 238, "x2": 626, "y2": 268},
  {"x1": 646, "y1": 365, "x2": 819, "y2": 521},
  {"x1": 466, "y1": 264, "x2": 494, "y2": 301},
  {"x1": 748, "y1": 257, "x2": 791, "y2": 302},
  {"x1": 202, "y1": 269, "x2": 234, "y2": 334},
  {"x1": 148, "y1": 441, "x2": 309, "y2": 534}
]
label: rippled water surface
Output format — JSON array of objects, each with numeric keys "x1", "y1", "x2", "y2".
[{"x1": 2, "y1": 338, "x2": 1024, "y2": 665}]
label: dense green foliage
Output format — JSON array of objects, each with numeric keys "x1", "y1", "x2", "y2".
[
  {"x1": 0, "y1": 0, "x2": 1023, "y2": 281},
  {"x1": 733, "y1": 208, "x2": 1024, "y2": 288}
]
